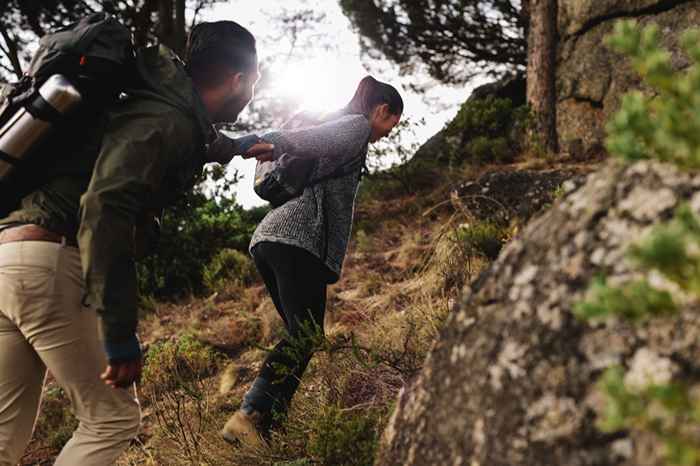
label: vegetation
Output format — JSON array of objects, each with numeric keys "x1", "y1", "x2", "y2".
[
  {"x1": 339, "y1": 0, "x2": 527, "y2": 84},
  {"x1": 137, "y1": 166, "x2": 269, "y2": 300},
  {"x1": 445, "y1": 96, "x2": 531, "y2": 165},
  {"x1": 576, "y1": 20, "x2": 700, "y2": 465},
  {"x1": 0, "y1": 1, "x2": 226, "y2": 79}
]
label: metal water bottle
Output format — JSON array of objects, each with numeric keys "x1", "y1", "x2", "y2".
[{"x1": 0, "y1": 75, "x2": 83, "y2": 180}]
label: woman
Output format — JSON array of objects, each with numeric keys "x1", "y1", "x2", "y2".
[{"x1": 222, "y1": 76, "x2": 403, "y2": 447}]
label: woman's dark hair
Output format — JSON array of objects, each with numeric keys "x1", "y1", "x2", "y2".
[
  {"x1": 185, "y1": 21, "x2": 257, "y2": 88},
  {"x1": 345, "y1": 76, "x2": 404, "y2": 117}
]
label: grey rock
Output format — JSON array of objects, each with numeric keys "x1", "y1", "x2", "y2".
[
  {"x1": 556, "y1": 1, "x2": 700, "y2": 158},
  {"x1": 376, "y1": 160, "x2": 700, "y2": 466}
]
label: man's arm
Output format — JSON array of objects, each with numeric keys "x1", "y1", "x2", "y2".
[
  {"x1": 78, "y1": 106, "x2": 192, "y2": 386},
  {"x1": 206, "y1": 131, "x2": 274, "y2": 164}
]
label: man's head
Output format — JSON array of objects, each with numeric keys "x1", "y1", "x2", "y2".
[{"x1": 185, "y1": 21, "x2": 260, "y2": 123}]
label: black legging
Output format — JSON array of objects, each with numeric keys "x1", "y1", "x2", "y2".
[{"x1": 242, "y1": 241, "x2": 328, "y2": 421}]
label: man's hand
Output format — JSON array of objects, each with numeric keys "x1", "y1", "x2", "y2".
[
  {"x1": 101, "y1": 359, "x2": 143, "y2": 388},
  {"x1": 102, "y1": 334, "x2": 142, "y2": 388},
  {"x1": 242, "y1": 142, "x2": 275, "y2": 162}
]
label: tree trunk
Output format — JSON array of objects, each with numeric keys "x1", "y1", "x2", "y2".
[
  {"x1": 526, "y1": 0, "x2": 558, "y2": 154},
  {"x1": 158, "y1": 0, "x2": 174, "y2": 48}
]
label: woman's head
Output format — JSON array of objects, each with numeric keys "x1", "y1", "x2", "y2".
[{"x1": 345, "y1": 76, "x2": 403, "y2": 143}]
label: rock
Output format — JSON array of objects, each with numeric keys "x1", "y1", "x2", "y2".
[
  {"x1": 452, "y1": 167, "x2": 589, "y2": 225},
  {"x1": 376, "y1": 160, "x2": 700, "y2": 466},
  {"x1": 556, "y1": 1, "x2": 700, "y2": 158},
  {"x1": 469, "y1": 75, "x2": 526, "y2": 107}
]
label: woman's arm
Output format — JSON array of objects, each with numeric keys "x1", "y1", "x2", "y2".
[{"x1": 262, "y1": 114, "x2": 371, "y2": 179}]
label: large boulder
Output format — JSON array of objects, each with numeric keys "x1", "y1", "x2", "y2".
[
  {"x1": 453, "y1": 167, "x2": 588, "y2": 225},
  {"x1": 376, "y1": 160, "x2": 700, "y2": 466},
  {"x1": 556, "y1": 1, "x2": 700, "y2": 158}
]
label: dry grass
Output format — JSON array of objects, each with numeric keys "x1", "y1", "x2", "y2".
[{"x1": 23, "y1": 165, "x2": 514, "y2": 466}]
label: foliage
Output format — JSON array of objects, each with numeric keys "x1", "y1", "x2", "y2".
[
  {"x1": 445, "y1": 96, "x2": 531, "y2": 165},
  {"x1": 454, "y1": 221, "x2": 508, "y2": 260},
  {"x1": 363, "y1": 118, "x2": 438, "y2": 196},
  {"x1": 137, "y1": 166, "x2": 269, "y2": 300},
  {"x1": 142, "y1": 333, "x2": 218, "y2": 391},
  {"x1": 339, "y1": 0, "x2": 527, "y2": 85},
  {"x1": 575, "y1": 276, "x2": 677, "y2": 322},
  {"x1": 32, "y1": 386, "x2": 78, "y2": 452},
  {"x1": 141, "y1": 334, "x2": 222, "y2": 463},
  {"x1": 575, "y1": 20, "x2": 700, "y2": 465},
  {"x1": 307, "y1": 405, "x2": 380, "y2": 466},
  {"x1": 0, "y1": 1, "x2": 224, "y2": 80},
  {"x1": 597, "y1": 368, "x2": 700, "y2": 466},
  {"x1": 605, "y1": 22, "x2": 700, "y2": 170},
  {"x1": 203, "y1": 248, "x2": 257, "y2": 293}
]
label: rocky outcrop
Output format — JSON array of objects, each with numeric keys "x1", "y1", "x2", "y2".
[
  {"x1": 453, "y1": 167, "x2": 588, "y2": 225},
  {"x1": 556, "y1": 0, "x2": 700, "y2": 159},
  {"x1": 376, "y1": 160, "x2": 700, "y2": 466}
]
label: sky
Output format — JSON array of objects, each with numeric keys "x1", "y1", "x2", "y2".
[{"x1": 202, "y1": 0, "x2": 477, "y2": 208}]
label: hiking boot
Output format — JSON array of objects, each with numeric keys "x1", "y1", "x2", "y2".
[{"x1": 221, "y1": 409, "x2": 267, "y2": 449}]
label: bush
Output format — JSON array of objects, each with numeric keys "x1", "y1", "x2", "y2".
[
  {"x1": 307, "y1": 405, "x2": 380, "y2": 466},
  {"x1": 203, "y1": 248, "x2": 257, "y2": 293},
  {"x1": 142, "y1": 333, "x2": 218, "y2": 392},
  {"x1": 33, "y1": 386, "x2": 78, "y2": 452},
  {"x1": 445, "y1": 96, "x2": 530, "y2": 165},
  {"x1": 137, "y1": 165, "x2": 269, "y2": 300},
  {"x1": 454, "y1": 221, "x2": 508, "y2": 260},
  {"x1": 575, "y1": 21, "x2": 700, "y2": 465}
]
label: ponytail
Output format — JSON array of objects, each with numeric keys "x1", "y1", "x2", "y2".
[{"x1": 345, "y1": 76, "x2": 403, "y2": 117}]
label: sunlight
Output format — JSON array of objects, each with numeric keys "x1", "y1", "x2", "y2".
[{"x1": 267, "y1": 56, "x2": 363, "y2": 114}]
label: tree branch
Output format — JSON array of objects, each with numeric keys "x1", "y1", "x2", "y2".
[{"x1": 0, "y1": 23, "x2": 23, "y2": 79}]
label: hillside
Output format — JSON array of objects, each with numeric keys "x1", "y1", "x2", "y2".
[{"x1": 18, "y1": 125, "x2": 595, "y2": 465}]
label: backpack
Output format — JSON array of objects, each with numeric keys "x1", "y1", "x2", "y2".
[
  {"x1": 0, "y1": 13, "x2": 134, "y2": 216},
  {"x1": 253, "y1": 111, "x2": 368, "y2": 208},
  {"x1": 254, "y1": 150, "x2": 366, "y2": 208}
]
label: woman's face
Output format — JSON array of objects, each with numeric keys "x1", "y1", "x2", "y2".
[{"x1": 369, "y1": 104, "x2": 401, "y2": 143}]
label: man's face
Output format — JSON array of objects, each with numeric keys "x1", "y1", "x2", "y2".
[{"x1": 218, "y1": 60, "x2": 260, "y2": 123}]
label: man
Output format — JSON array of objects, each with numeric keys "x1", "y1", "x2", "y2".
[{"x1": 0, "y1": 20, "x2": 270, "y2": 465}]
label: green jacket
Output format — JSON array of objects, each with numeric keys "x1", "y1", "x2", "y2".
[{"x1": 0, "y1": 45, "x2": 215, "y2": 344}]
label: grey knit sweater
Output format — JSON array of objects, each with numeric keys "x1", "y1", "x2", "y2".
[{"x1": 249, "y1": 114, "x2": 371, "y2": 282}]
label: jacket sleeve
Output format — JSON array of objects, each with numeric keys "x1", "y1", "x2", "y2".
[
  {"x1": 78, "y1": 107, "x2": 192, "y2": 344},
  {"x1": 261, "y1": 114, "x2": 371, "y2": 180}
]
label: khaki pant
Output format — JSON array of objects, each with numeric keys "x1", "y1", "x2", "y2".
[{"x1": 0, "y1": 241, "x2": 140, "y2": 466}]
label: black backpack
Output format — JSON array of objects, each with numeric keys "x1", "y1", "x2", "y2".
[
  {"x1": 0, "y1": 13, "x2": 135, "y2": 217},
  {"x1": 253, "y1": 111, "x2": 369, "y2": 207}
]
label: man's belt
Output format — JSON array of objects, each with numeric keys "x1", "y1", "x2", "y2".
[{"x1": 0, "y1": 224, "x2": 78, "y2": 247}]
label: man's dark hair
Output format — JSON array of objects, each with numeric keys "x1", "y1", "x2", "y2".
[{"x1": 185, "y1": 20, "x2": 257, "y2": 88}]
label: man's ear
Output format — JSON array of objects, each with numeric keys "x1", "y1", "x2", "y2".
[
  {"x1": 229, "y1": 72, "x2": 245, "y2": 94},
  {"x1": 378, "y1": 103, "x2": 391, "y2": 120}
]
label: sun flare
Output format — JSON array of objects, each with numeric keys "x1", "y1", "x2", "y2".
[{"x1": 269, "y1": 57, "x2": 362, "y2": 114}]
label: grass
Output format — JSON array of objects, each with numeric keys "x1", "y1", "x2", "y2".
[{"x1": 20, "y1": 155, "x2": 578, "y2": 465}]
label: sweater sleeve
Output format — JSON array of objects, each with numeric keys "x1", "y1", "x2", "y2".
[{"x1": 261, "y1": 114, "x2": 371, "y2": 180}]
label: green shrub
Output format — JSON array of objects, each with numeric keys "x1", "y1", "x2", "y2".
[
  {"x1": 444, "y1": 96, "x2": 530, "y2": 165},
  {"x1": 575, "y1": 20, "x2": 700, "y2": 465},
  {"x1": 33, "y1": 386, "x2": 78, "y2": 451},
  {"x1": 203, "y1": 248, "x2": 256, "y2": 292},
  {"x1": 454, "y1": 221, "x2": 507, "y2": 260},
  {"x1": 142, "y1": 333, "x2": 218, "y2": 392},
  {"x1": 137, "y1": 165, "x2": 269, "y2": 300},
  {"x1": 307, "y1": 405, "x2": 380, "y2": 466}
]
